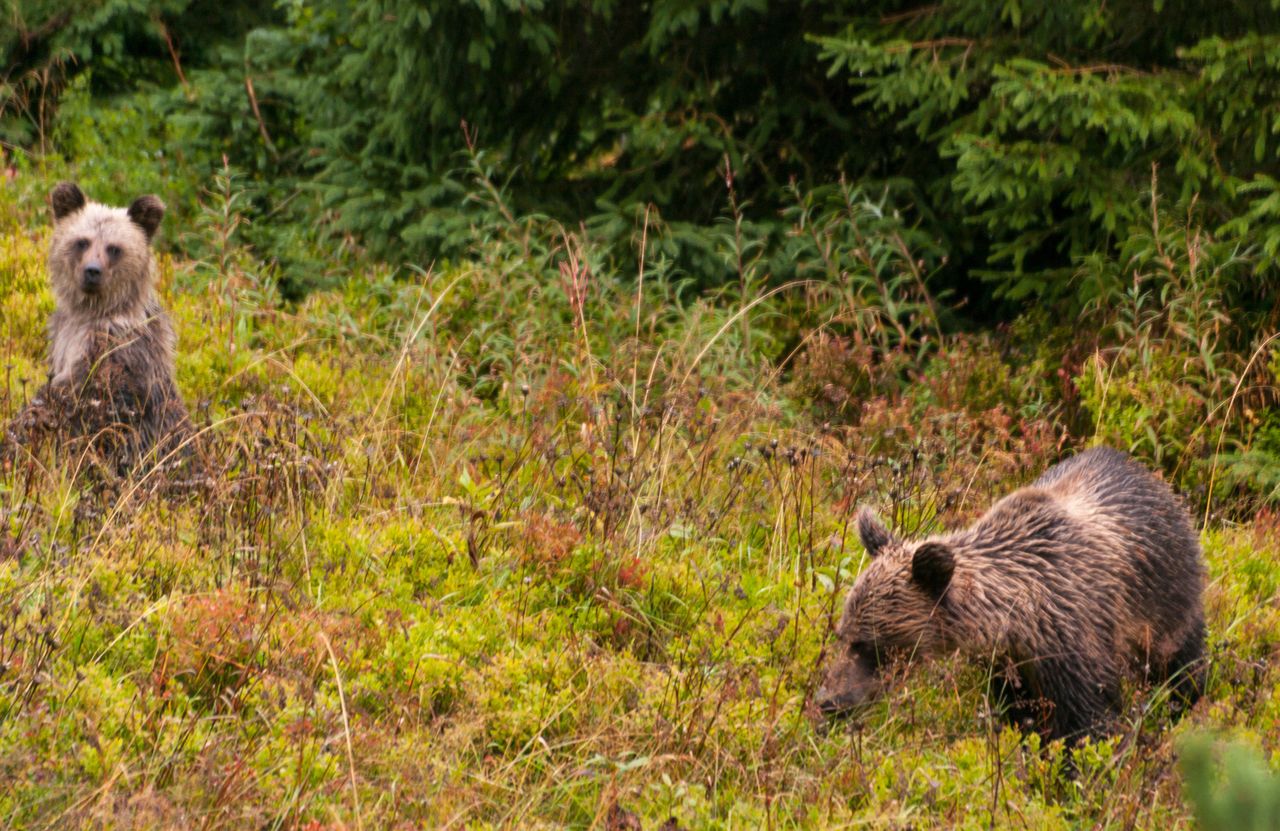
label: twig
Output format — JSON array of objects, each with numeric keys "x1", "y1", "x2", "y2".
[
  {"x1": 245, "y1": 75, "x2": 279, "y2": 160},
  {"x1": 155, "y1": 18, "x2": 191, "y2": 95},
  {"x1": 885, "y1": 37, "x2": 975, "y2": 54},
  {"x1": 320, "y1": 632, "x2": 364, "y2": 831}
]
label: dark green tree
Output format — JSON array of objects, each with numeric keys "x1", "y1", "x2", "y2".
[{"x1": 817, "y1": 0, "x2": 1280, "y2": 305}]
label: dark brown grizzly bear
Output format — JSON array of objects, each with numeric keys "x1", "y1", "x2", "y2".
[
  {"x1": 816, "y1": 446, "x2": 1206, "y2": 742},
  {"x1": 5, "y1": 182, "x2": 191, "y2": 473}
]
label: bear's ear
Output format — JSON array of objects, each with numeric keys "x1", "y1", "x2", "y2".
[
  {"x1": 857, "y1": 508, "x2": 895, "y2": 557},
  {"x1": 51, "y1": 182, "x2": 86, "y2": 220},
  {"x1": 910, "y1": 542, "x2": 955, "y2": 597},
  {"x1": 127, "y1": 194, "x2": 165, "y2": 240}
]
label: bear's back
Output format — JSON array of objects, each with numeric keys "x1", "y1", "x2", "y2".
[
  {"x1": 1033, "y1": 448, "x2": 1196, "y2": 550},
  {"x1": 1032, "y1": 447, "x2": 1203, "y2": 626}
]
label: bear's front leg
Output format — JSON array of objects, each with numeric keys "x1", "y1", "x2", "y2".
[{"x1": 1035, "y1": 657, "x2": 1122, "y2": 744}]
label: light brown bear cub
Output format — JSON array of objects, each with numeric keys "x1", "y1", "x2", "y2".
[
  {"x1": 816, "y1": 447, "x2": 1206, "y2": 742},
  {"x1": 8, "y1": 182, "x2": 190, "y2": 471}
]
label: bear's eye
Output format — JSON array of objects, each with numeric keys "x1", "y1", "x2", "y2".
[
  {"x1": 74, "y1": 238, "x2": 90, "y2": 252},
  {"x1": 849, "y1": 640, "x2": 880, "y2": 664},
  {"x1": 106, "y1": 244, "x2": 122, "y2": 259}
]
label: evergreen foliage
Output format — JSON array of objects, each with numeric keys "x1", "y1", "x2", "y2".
[
  {"x1": 7, "y1": 0, "x2": 1280, "y2": 312},
  {"x1": 264, "y1": 0, "x2": 863, "y2": 269},
  {"x1": 817, "y1": 0, "x2": 1280, "y2": 304}
]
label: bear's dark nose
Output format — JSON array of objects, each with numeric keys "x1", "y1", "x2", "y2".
[
  {"x1": 814, "y1": 688, "x2": 855, "y2": 718},
  {"x1": 82, "y1": 264, "x2": 103, "y2": 293},
  {"x1": 814, "y1": 677, "x2": 878, "y2": 719}
]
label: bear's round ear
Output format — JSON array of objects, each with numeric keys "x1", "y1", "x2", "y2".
[
  {"x1": 910, "y1": 542, "x2": 955, "y2": 597},
  {"x1": 51, "y1": 182, "x2": 86, "y2": 220},
  {"x1": 127, "y1": 194, "x2": 165, "y2": 240},
  {"x1": 857, "y1": 508, "x2": 895, "y2": 557}
]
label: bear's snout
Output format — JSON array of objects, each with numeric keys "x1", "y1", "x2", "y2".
[
  {"x1": 815, "y1": 653, "x2": 880, "y2": 718},
  {"x1": 81, "y1": 263, "x2": 103, "y2": 293},
  {"x1": 814, "y1": 685, "x2": 864, "y2": 717}
]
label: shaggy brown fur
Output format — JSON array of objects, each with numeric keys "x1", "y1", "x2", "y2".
[
  {"x1": 816, "y1": 447, "x2": 1206, "y2": 742},
  {"x1": 5, "y1": 183, "x2": 190, "y2": 473}
]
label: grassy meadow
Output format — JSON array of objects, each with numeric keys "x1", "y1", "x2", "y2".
[{"x1": 0, "y1": 165, "x2": 1278, "y2": 831}]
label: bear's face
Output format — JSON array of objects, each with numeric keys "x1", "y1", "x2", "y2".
[
  {"x1": 48, "y1": 182, "x2": 164, "y2": 317},
  {"x1": 815, "y1": 509, "x2": 956, "y2": 717}
]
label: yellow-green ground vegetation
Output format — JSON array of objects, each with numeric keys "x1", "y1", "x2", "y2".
[{"x1": 1, "y1": 166, "x2": 1278, "y2": 829}]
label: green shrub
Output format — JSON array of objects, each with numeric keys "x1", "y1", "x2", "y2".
[{"x1": 1181, "y1": 734, "x2": 1280, "y2": 831}]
